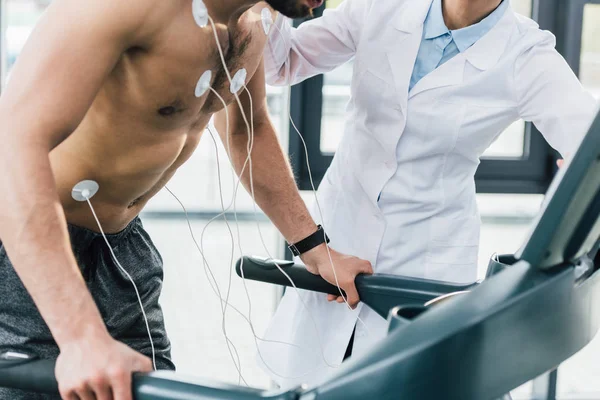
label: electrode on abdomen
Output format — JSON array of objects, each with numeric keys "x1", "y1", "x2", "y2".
[{"x1": 71, "y1": 180, "x2": 99, "y2": 201}]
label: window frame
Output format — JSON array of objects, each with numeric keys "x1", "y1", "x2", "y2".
[{"x1": 288, "y1": 0, "x2": 564, "y2": 194}]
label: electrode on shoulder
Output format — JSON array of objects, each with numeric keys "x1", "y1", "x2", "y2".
[
  {"x1": 261, "y1": 8, "x2": 273, "y2": 35},
  {"x1": 230, "y1": 68, "x2": 247, "y2": 94},
  {"x1": 72, "y1": 180, "x2": 99, "y2": 202},
  {"x1": 195, "y1": 70, "x2": 212, "y2": 97},
  {"x1": 192, "y1": 0, "x2": 209, "y2": 28}
]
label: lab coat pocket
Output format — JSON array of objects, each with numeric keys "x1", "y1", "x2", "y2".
[{"x1": 425, "y1": 214, "x2": 480, "y2": 268}]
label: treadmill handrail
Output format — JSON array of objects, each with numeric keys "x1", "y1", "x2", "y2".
[
  {"x1": 517, "y1": 109, "x2": 600, "y2": 268},
  {"x1": 236, "y1": 256, "x2": 477, "y2": 317},
  {"x1": 0, "y1": 358, "x2": 299, "y2": 400}
]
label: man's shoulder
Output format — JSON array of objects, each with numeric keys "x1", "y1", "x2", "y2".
[{"x1": 52, "y1": 0, "x2": 173, "y2": 41}]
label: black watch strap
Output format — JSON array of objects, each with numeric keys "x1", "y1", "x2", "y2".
[{"x1": 288, "y1": 225, "x2": 330, "y2": 257}]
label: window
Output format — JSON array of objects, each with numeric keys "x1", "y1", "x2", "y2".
[
  {"x1": 1, "y1": 0, "x2": 49, "y2": 87},
  {"x1": 579, "y1": 4, "x2": 600, "y2": 99},
  {"x1": 290, "y1": 0, "x2": 556, "y2": 193}
]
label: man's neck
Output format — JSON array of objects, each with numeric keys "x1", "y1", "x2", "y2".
[
  {"x1": 442, "y1": 0, "x2": 502, "y2": 30},
  {"x1": 203, "y1": 0, "x2": 257, "y2": 25}
]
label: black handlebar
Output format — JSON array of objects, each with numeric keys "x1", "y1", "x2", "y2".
[
  {"x1": 0, "y1": 353, "x2": 58, "y2": 394},
  {"x1": 235, "y1": 256, "x2": 476, "y2": 318},
  {"x1": 235, "y1": 256, "x2": 347, "y2": 296},
  {"x1": 0, "y1": 351, "x2": 290, "y2": 400}
]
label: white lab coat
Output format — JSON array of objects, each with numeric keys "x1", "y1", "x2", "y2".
[{"x1": 258, "y1": 0, "x2": 598, "y2": 389}]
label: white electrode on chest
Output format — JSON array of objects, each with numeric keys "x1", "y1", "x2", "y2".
[
  {"x1": 72, "y1": 180, "x2": 99, "y2": 202},
  {"x1": 192, "y1": 0, "x2": 208, "y2": 28},
  {"x1": 195, "y1": 70, "x2": 212, "y2": 97},
  {"x1": 261, "y1": 8, "x2": 273, "y2": 35},
  {"x1": 230, "y1": 68, "x2": 247, "y2": 93}
]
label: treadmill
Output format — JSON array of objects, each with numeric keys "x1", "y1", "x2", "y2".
[{"x1": 1, "y1": 109, "x2": 600, "y2": 399}]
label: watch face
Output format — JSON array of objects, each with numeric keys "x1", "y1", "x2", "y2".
[{"x1": 288, "y1": 245, "x2": 300, "y2": 256}]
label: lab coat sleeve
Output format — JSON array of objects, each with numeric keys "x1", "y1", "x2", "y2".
[
  {"x1": 264, "y1": 0, "x2": 373, "y2": 86},
  {"x1": 515, "y1": 33, "x2": 599, "y2": 159}
]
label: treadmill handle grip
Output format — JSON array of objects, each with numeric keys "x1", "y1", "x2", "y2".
[
  {"x1": 0, "y1": 356, "x2": 59, "y2": 394},
  {"x1": 235, "y1": 256, "x2": 347, "y2": 297}
]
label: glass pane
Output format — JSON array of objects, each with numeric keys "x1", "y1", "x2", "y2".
[
  {"x1": 266, "y1": 85, "x2": 289, "y2": 138},
  {"x1": 482, "y1": 119, "x2": 526, "y2": 158},
  {"x1": 319, "y1": 0, "x2": 354, "y2": 153},
  {"x1": 319, "y1": 0, "x2": 532, "y2": 158},
  {"x1": 2, "y1": 0, "x2": 50, "y2": 87},
  {"x1": 321, "y1": 60, "x2": 352, "y2": 153},
  {"x1": 557, "y1": 4, "x2": 600, "y2": 398},
  {"x1": 579, "y1": 4, "x2": 600, "y2": 99}
]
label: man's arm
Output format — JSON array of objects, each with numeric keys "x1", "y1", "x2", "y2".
[
  {"x1": 264, "y1": 0, "x2": 373, "y2": 86},
  {"x1": 214, "y1": 60, "x2": 372, "y2": 307},
  {"x1": 0, "y1": 1, "x2": 157, "y2": 399}
]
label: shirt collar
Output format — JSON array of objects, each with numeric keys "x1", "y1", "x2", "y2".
[
  {"x1": 423, "y1": 0, "x2": 449, "y2": 40},
  {"x1": 423, "y1": 0, "x2": 509, "y2": 52}
]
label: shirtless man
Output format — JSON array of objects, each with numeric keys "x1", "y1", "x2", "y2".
[{"x1": 0, "y1": 0, "x2": 373, "y2": 398}]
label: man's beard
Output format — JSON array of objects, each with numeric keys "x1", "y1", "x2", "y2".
[{"x1": 266, "y1": 0, "x2": 312, "y2": 19}]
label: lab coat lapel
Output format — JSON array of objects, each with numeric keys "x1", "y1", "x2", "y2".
[
  {"x1": 408, "y1": 6, "x2": 516, "y2": 99},
  {"x1": 408, "y1": 55, "x2": 466, "y2": 98},
  {"x1": 386, "y1": 0, "x2": 433, "y2": 111}
]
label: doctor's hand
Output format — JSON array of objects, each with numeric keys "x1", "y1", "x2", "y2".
[{"x1": 300, "y1": 245, "x2": 373, "y2": 309}]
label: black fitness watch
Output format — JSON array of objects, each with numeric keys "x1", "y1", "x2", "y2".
[{"x1": 288, "y1": 225, "x2": 330, "y2": 257}]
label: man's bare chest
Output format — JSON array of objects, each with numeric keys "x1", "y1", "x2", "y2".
[{"x1": 109, "y1": 7, "x2": 269, "y2": 126}]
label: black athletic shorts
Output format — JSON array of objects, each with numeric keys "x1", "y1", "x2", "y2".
[{"x1": 0, "y1": 217, "x2": 175, "y2": 399}]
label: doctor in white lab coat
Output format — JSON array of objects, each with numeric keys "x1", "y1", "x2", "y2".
[{"x1": 258, "y1": 0, "x2": 599, "y2": 389}]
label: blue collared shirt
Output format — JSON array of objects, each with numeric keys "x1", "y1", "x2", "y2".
[{"x1": 409, "y1": 0, "x2": 508, "y2": 91}]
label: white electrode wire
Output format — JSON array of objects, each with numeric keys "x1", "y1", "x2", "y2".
[
  {"x1": 238, "y1": 84, "x2": 343, "y2": 370},
  {"x1": 83, "y1": 197, "x2": 157, "y2": 371},
  {"x1": 207, "y1": 13, "x2": 343, "y2": 371},
  {"x1": 208, "y1": 16, "x2": 341, "y2": 372},
  {"x1": 204, "y1": 86, "x2": 257, "y2": 384},
  {"x1": 166, "y1": 93, "x2": 308, "y2": 382},
  {"x1": 202, "y1": 129, "x2": 242, "y2": 384},
  {"x1": 191, "y1": 82, "x2": 318, "y2": 379},
  {"x1": 203, "y1": 89, "x2": 328, "y2": 378},
  {"x1": 204, "y1": 127, "x2": 319, "y2": 380},
  {"x1": 164, "y1": 186, "x2": 248, "y2": 386},
  {"x1": 271, "y1": 20, "x2": 370, "y2": 336},
  {"x1": 167, "y1": 189, "x2": 317, "y2": 380}
]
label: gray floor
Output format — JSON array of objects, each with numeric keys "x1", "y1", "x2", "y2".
[{"x1": 144, "y1": 218, "x2": 279, "y2": 389}]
